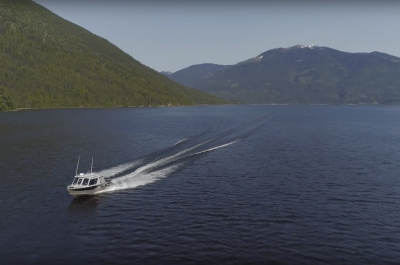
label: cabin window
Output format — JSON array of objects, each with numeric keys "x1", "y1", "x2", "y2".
[
  {"x1": 77, "y1": 178, "x2": 83, "y2": 185},
  {"x1": 82, "y1": 178, "x2": 89, "y2": 185},
  {"x1": 89, "y1": 178, "x2": 98, "y2": 185},
  {"x1": 72, "y1": 177, "x2": 79, "y2": 185}
]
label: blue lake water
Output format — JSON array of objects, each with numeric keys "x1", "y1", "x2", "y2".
[{"x1": 1, "y1": 105, "x2": 400, "y2": 264}]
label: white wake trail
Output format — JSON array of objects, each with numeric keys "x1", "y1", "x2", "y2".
[
  {"x1": 97, "y1": 164, "x2": 182, "y2": 193},
  {"x1": 192, "y1": 141, "x2": 238, "y2": 155},
  {"x1": 121, "y1": 137, "x2": 215, "y2": 179},
  {"x1": 96, "y1": 139, "x2": 238, "y2": 194},
  {"x1": 95, "y1": 161, "x2": 142, "y2": 178},
  {"x1": 162, "y1": 140, "x2": 239, "y2": 164},
  {"x1": 173, "y1": 138, "x2": 188, "y2": 146}
]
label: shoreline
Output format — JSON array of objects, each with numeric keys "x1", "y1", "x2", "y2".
[
  {"x1": 8, "y1": 104, "x2": 235, "y2": 112},
  {"x1": 3, "y1": 102, "x2": 397, "y2": 113}
]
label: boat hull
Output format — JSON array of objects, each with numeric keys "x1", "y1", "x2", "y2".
[{"x1": 67, "y1": 182, "x2": 113, "y2": 197}]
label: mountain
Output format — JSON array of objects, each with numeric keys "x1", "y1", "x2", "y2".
[
  {"x1": 0, "y1": 0, "x2": 224, "y2": 111},
  {"x1": 169, "y1": 45, "x2": 400, "y2": 104},
  {"x1": 169, "y1": 64, "x2": 231, "y2": 89},
  {"x1": 159, "y1": 71, "x2": 172, "y2": 76}
]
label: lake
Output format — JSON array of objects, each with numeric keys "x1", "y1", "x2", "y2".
[{"x1": 1, "y1": 105, "x2": 400, "y2": 264}]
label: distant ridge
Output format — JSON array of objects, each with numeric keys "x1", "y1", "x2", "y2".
[
  {"x1": 0, "y1": 0, "x2": 224, "y2": 111},
  {"x1": 168, "y1": 64, "x2": 232, "y2": 89},
  {"x1": 168, "y1": 45, "x2": 400, "y2": 104},
  {"x1": 160, "y1": 71, "x2": 172, "y2": 76}
]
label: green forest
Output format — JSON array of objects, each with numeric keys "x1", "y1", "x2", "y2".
[{"x1": 0, "y1": 0, "x2": 225, "y2": 111}]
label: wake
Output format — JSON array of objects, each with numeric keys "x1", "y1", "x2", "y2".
[
  {"x1": 173, "y1": 138, "x2": 187, "y2": 146},
  {"x1": 95, "y1": 161, "x2": 142, "y2": 178},
  {"x1": 94, "y1": 112, "x2": 275, "y2": 195},
  {"x1": 96, "y1": 140, "x2": 237, "y2": 194}
]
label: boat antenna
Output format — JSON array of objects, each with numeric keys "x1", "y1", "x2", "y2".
[
  {"x1": 91, "y1": 157, "x2": 93, "y2": 176},
  {"x1": 75, "y1": 156, "x2": 80, "y2": 176}
]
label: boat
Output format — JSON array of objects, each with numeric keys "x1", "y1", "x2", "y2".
[{"x1": 67, "y1": 157, "x2": 113, "y2": 197}]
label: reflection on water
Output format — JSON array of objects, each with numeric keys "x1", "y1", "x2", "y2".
[{"x1": 68, "y1": 196, "x2": 102, "y2": 215}]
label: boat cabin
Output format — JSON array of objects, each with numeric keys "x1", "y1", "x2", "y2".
[{"x1": 69, "y1": 173, "x2": 104, "y2": 188}]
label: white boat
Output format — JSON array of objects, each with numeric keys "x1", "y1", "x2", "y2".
[{"x1": 67, "y1": 157, "x2": 113, "y2": 197}]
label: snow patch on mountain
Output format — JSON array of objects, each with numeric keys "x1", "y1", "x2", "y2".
[{"x1": 282, "y1": 44, "x2": 323, "y2": 49}]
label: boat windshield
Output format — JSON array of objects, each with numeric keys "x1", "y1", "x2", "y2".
[
  {"x1": 89, "y1": 178, "x2": 98, "y2": 186},
  {"x1": 72, "y1": 177, "x2": 79, "y2": 185},
  {"x1": 82, "y1": 178, "x2": 89, "y2": 185}
]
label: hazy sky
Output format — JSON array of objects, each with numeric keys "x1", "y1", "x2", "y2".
[{"x1": 33, "y1": 0, "x2": 400, "y2": 72}]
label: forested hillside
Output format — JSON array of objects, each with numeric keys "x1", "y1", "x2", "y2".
[{"x1": 0, "y1": 0, "x2": 224, "y2": 111}]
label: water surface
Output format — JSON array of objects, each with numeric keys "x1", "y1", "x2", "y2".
[{"x1": 1, "y1": 105, "x2": 400, "y2": 264}]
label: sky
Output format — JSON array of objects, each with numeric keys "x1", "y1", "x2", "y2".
[{"x1": 33, "y1": 0, "x2": 400, "y2": 73}]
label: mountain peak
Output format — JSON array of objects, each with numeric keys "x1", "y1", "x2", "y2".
[{"x1": 282, "y1": 44, "x2": 323, "y2": 50}]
